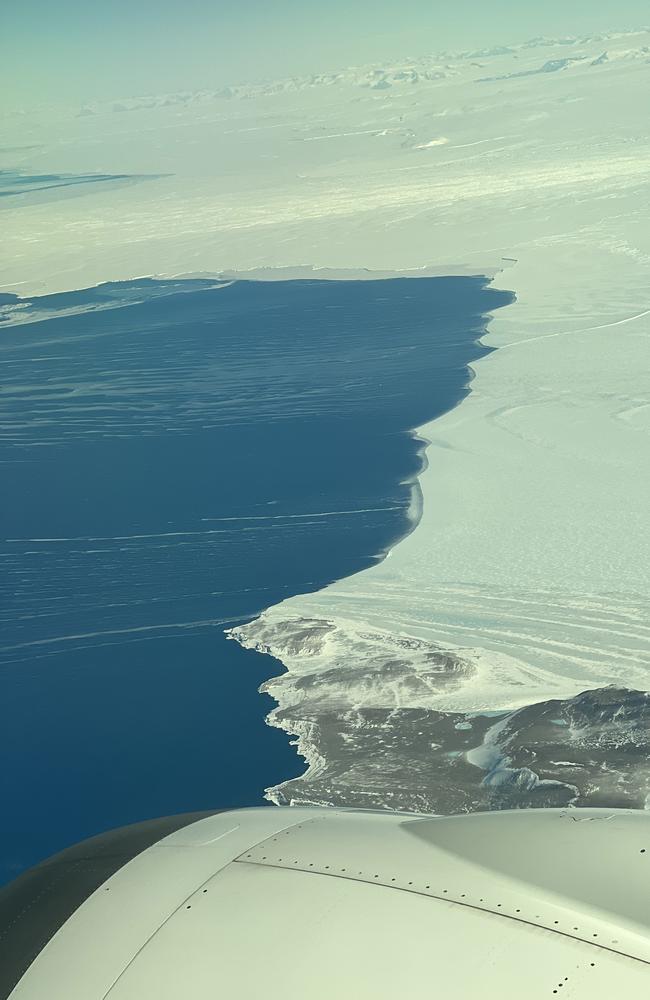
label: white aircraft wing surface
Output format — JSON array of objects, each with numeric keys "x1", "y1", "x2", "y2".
[{"x1": 4, "y1": 807, "x2": 649, "y2": 998}]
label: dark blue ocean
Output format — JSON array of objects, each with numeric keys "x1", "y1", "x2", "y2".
[{"x1": 0, "y1": 275, "x2": 512, "y2": 883}]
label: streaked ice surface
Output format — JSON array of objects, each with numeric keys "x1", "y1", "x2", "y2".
[
  {"x1": 3, "y1": 28, "x2": 650, "y2": 813},
  {"x1": 234, "y1": 257, "x2": 650, "y2": 808}
]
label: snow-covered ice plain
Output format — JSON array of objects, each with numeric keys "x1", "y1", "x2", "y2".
[{"x1": 4, "y1": 28, "x2": 650, "y2": 812}]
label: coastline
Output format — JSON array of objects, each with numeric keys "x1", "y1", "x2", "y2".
[
  {"x1": 231, "y1": 248, "x2": 650, "y2": 812},
  {"x1": 1, "y1": 272, "x2": 506, "y2": 874},
  {"x1": 227, "y1": 276, "x2": 513, "y2": 806},
  {"x1": 0, "y1": 261, "x2": 507, "y2": 302}
]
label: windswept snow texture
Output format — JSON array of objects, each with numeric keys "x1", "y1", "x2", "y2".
[
  {"x1": 3, "y1": 28, "x2": 650, "y2": 816},
  {"x1": 0, "y1": 274, "x2": 506, "y2": 880}
]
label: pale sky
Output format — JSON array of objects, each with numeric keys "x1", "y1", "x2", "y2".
[{"x1": 3, "y1": 0, "x2": 649, "y2": 109}]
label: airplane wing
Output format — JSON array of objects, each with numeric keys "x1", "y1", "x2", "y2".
[{"x1": 1, "y1": 806, "x2": 648, "y2": 998}]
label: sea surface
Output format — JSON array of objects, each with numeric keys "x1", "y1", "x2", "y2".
[{"x1": 0, "y1": 274, "x2": 512, "y2": 882}]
